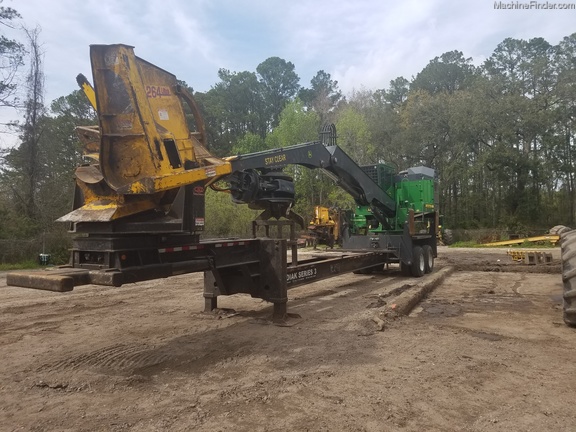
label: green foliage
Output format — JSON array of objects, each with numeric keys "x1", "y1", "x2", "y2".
[
  {"x1": 0, "y1": 226, "x2": 71, "y2": 264},
  {"x1": 231, "y1": 132, "x2": 267, "y2": 155},
  {"x1": 197, "y1": 57, "x2": 303, "y2": 156},
  {"x1": 298, "y1": 70, "x2": 343, "y2": 125},
  {"x1": 0, "y1": 260, "x2": 40, "y2": 271},
  {"x1": 350, "y1": 87, "x2": 404, "y2": 168},
  {"x1": 266, "y1": 98, "x2": 320, "y2": 147},
  {"x1": 196, "y1": 69, "x2": 265, "y2": 156},
  {"x1": 0, "y1": 198, "x2": 38, "y2": 238},
  {"x1": 1, "y1": 89, "x2": 95, "y2": 236},
  {"x1": 326, "y1": 188, "x2": 355, "y2": 210},
  {"x1": 384, "y1": 77, "x2": 410, "y2": 108},
  {"x1": 411, "y1": 51, "x2": 478, "y2": 94},
  {"x1": 195, "y1": 34, "x2": 576, "y2": 232},
  {"x1": 449, "y1": 241, "x2": 484, "y2": 248},
  {"x1": 265, "y1": 99, "x2": 325, "y2": 220},
  {"x1": 335, "y1": 106, "x2": 374, "y2": 165},
  {"x1": 1, "y1": 26, "x2": 45, "y2": 226},
  {"x1": 0, "y1": 28, "x2": 94, "y2": 262},
  {"x1": 256, "y1": 57, "x2": 300, "y2": 129},
  {"x1": 203, "y1": 189, "x2": 260, "y2": 238}
]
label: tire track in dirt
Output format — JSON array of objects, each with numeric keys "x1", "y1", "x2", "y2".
[{"x1": 38, "y1": 343, "x2": 174, "y2": 373}]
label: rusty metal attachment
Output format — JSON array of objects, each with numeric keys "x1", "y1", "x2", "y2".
[{"x1": 62, "y1": 44, "x2": 233, "y2": 224}]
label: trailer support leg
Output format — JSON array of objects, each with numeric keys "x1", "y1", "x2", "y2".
[
  {"x1": 273, "y1": 302, "x2": 288, "y2": 321},
  {"x1": 204, "y1": 295, "x2": 218, "y2": 313},
  {"x1": 201, "y1": 239, "x2": 288, "y2": 318}
]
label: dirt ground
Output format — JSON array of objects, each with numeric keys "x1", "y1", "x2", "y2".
[{"x1": 1, "y1": 246, "x2": 575, "y2": 432}]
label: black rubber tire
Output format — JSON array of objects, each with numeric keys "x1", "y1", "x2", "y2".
[
  {"x1": 561, "y1": 230, "x2": 576, "y2": 327},
  {"x1": 411, "y1": 246, "x2": 425, "y2": 278},
  {"x1": 400, "y1": 261, "x2": 411, "y2": 276},
  {"x1": 423, "y1": 245, "x2": 434, "y2": 274},
  {"x1": 442, "y1": 229, "x2": 454, "y2": 246},
  {"x1": 560, "y1": 229, "x2": 576, "y2": 241},
  {"x1": 551, "y1": 225, "x2": 572, "y2": 235},
  {"x1": 550, "y1": 225, "x2": 563, "y2": 235}
]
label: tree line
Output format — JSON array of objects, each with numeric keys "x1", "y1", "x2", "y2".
[
  {"x1": 193, "y1": 33, "x2": 576, "y2": 236},
  {"x1": 0, "y1": 2, "x2": 575, "y2": 262}
]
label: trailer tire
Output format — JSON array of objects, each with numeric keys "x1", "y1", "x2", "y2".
[
  {"x1": 400, "y1": 261, "x2": 411, "y2": 276},
  {"x1": 561, "y1": 229, "x2": 576, "y2": 327},
  {"x1": 423, "y1": 245, "x2": 434, "y2": 274},
  {"x1": 411, "y1": 246, "x2": 425, "y2": 277}
]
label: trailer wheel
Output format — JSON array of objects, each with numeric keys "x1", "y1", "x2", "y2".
[
  {"x1": 561, "y1": 230, "x2": 576, "y2": 327},
  {"x1": 411, "y1": 246, "x2": 425, "y2": 277},
  {"x1": 423, "y1": 245, "x2": 434, "y2": 274},
  {"x1": 400, "y1": 261, "x2": 411, "y2": 276}
]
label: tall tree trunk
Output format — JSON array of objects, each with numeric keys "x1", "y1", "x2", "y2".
[{"x1": 20, "y1": 26, "x2": 45, "y2": 221}]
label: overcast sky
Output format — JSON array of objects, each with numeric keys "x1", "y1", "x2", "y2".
[{"x1": 1, "y1": 0, "x2": 575, "y2": 145}]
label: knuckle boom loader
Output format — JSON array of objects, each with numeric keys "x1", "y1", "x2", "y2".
[{"x1": 7, "y1": 44, "x2": 439, "y2": 319}]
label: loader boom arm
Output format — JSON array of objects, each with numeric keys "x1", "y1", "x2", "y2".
[{"x1": 225, "y1": 140, "x2": 396, "y2": 226}]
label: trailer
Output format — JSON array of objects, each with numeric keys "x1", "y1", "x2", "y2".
[{"x1": 7, "y1": 44, "x2": 439, "y2": 320}]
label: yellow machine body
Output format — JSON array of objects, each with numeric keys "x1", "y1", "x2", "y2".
[
  {"x1": 59, "y1": 44, "x2": 232, "y2": 223},
  {"x1": 307, "y1": 206, "x2": 340, "y2": 246},
  {"x1": 309, "y1": 206, "x2": 337, "y2": 229}
]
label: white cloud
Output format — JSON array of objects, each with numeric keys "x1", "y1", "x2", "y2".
[{"x1": 283, "y1": 0, "x2": 576, "y2": 92}]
